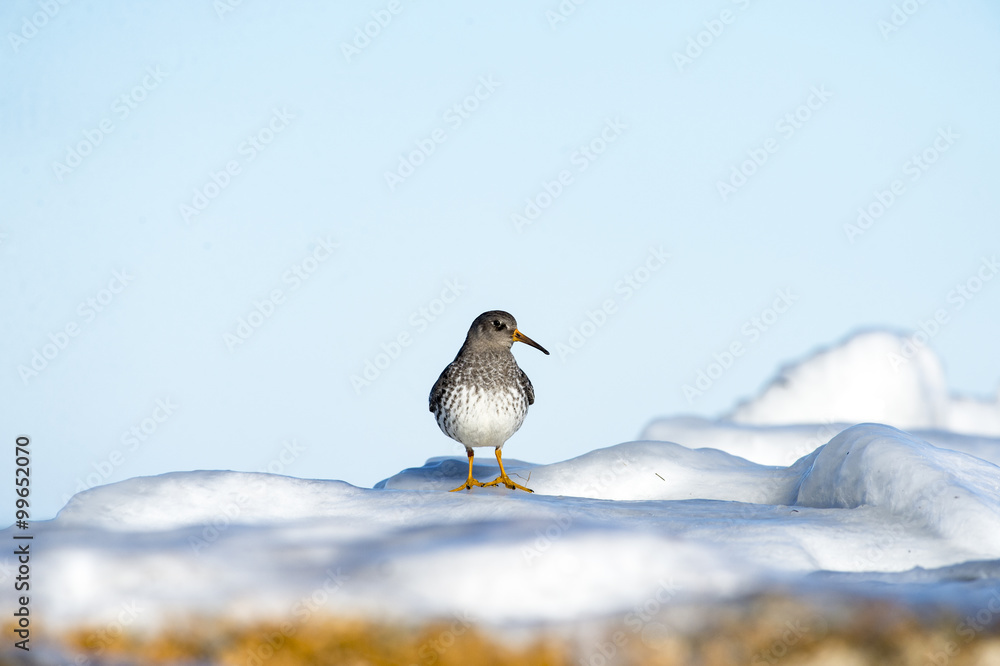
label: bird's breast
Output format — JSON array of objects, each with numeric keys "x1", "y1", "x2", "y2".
[{"x1": 435, "y1": 383, "x2": 529, "y2": 449}]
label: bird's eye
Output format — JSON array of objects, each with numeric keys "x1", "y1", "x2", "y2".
[{"x1": 493, "y1": 320, "x2": 505, "y2": 330}]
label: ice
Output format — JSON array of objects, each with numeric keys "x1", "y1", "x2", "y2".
[
  {"x1": 640, "y1": 416, "x2": 1000, "y2": 467},
  {"x1": 720, "y1": 331, "x2": 1000, "y2": 435},
  {"x1": 21, "y1": 423, "x2": 1000, "y2": 632},
  {"x1": 55, "y1": 471, "x2": 367, "y2": 532},
  {"x1": 793, "y1": 425, "x2": 1000, "y2": 559},
  {"x1": 377, "y1": 441, "x2": 800, "y2": 503},
  {"x1": 13, "y1": 330, "x2": 1000, "y2": 641},
  {"x1": 642, "y1": 331, "x2": 1000, "y2": 466}
]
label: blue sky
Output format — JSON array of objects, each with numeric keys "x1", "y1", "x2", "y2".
[{"x1": 3, "y1": 0, "x2": 999, "y2": 520}]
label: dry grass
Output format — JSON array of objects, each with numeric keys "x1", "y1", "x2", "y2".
[{"x1": 9, "y1": 594, "x2": 1000, "y2": 666}]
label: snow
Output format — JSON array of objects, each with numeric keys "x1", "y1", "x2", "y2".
[
  {"x1": 21, "y1": 424, "x2": 1000, "y2": 632},
  {"x1": 720, "y1": 331, "x2": 1000, "y2": 435},
  {"x1": 13, "y1": 330, "x2": 1000, "y2": 639},
  {"x1": 640, "y1": 416, "x2": 1000, "y2": 468}
]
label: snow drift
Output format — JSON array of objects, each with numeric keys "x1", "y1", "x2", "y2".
[
  {"x1": 716, "y1": 331, "x2": 1000, "y2": 435},
  {"x1": 24, "y1": 423, "x2": 1000, "y2": 632},
  {"x1": 15, "y1": 330, "x2": 1000, "y2": 640}
]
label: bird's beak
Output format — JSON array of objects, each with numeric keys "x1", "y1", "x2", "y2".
[{"x1": 512, "y1": 328, "x2": 550, "y2": 355}]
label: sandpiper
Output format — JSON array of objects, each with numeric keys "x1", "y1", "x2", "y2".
[{"x1": 429, "y1": 310, "x2": 549, "y2": 492}]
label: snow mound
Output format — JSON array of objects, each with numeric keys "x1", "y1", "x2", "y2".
[
  {"x1": 728, "y1": 330, "x2": 949, "y2": 428},
  {"x1": 640, "y1": 416, "x2": 844, "y2": 466},
  {"x1": 640, "y1": 416, "x2": 1000, "y2": 467},
  {"x1": 722, "y1": 330, "x2": 1000, "y2": 435},
  {"x1": 793, "y1": 424, "x2": 1000, "y2": 556},
  {"x1": 29, "y1": 424, "x2": 1000, "y2": 630},
  {"x1": 57, "y1": 425, "x2": 1000, "y2": 544},
  {"x1": 377, "y1": 441, "x2": 800, "y2": 504},
  {"x1": 56, "y1": 471, "x2": 364, "y2": 531}
]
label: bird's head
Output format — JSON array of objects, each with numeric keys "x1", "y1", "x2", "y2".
[{"x1": 465, "y1": 310, "x2": 550, "y2": 355}]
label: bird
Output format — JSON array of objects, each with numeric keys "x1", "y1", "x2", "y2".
[{"x1": 429, "y1": 310, "x2": 549, "y2": 493}]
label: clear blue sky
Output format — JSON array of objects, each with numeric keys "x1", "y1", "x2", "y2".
[{"x1": 3, "y1": 0, "x2": 999, "y2": 520}]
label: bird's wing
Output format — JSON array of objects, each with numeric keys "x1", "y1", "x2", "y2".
[
  {"x1": 429, "y1": 364, "x2": 453, "y2": 413},
  {"x1": 518, "y1": 367, "x2": 535, "y2": 406}
]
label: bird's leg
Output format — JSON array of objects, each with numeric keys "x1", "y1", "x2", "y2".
[
  {"x1": 482, "y1": 448, "x2": 534, "y2": 493},
  {"x1": 449, "y1": 449, "x2": 487, "y2": 492}
]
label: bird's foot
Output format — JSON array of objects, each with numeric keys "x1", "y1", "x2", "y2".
[
  {"x1": 448, "y1": 477, "x2": 488, "y2": 492},
  {"x1": 483, "y1": 473, "x2": 533, "y2": 493}
]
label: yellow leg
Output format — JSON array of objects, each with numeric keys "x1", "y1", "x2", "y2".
[
  {"x1": 449, "y1": 449, "x2": 487, "y2": 492},
  {"x1": 482, "y1": 448, "x2": 533, "y2": 493}
]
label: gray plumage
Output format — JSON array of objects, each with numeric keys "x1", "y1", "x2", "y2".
[{"x1": 429, "y1": 311, "x2": 548, "y2": 492}]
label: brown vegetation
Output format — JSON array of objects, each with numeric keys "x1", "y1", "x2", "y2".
[{"x1": 8, "y1": 594, "x2": 1000, "y2": 666}]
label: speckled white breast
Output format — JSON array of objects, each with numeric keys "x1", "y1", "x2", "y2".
[{"x1": 436, "y1": 383, "x2": 528, "y2": 449}]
